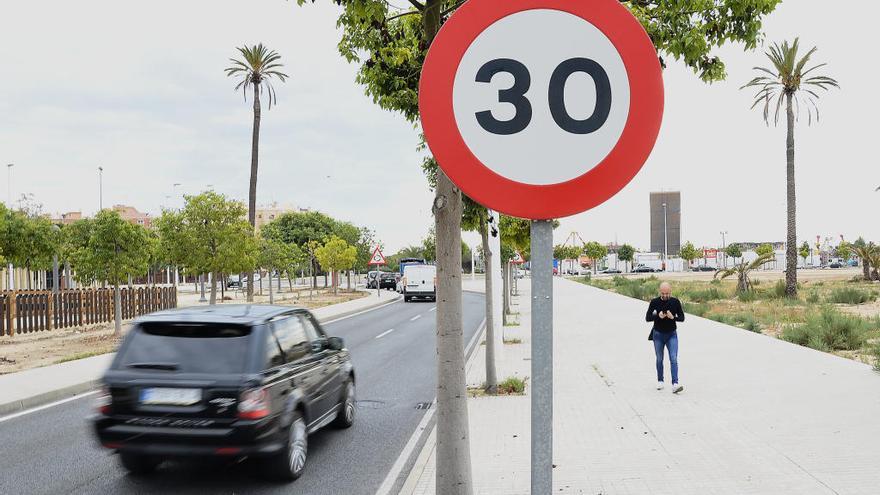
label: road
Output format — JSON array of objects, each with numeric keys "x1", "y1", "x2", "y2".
[{"x1": 0, "y1": 292, "x2": 486, "y2": 495}]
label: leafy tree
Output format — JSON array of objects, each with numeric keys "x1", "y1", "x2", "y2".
[
  {"x1": 64, "y1": 211, "x2": 151, "y2": 334},
  {"x1": 281, "y1": 241, "x2": 307, "y2": 289},
  {"x1": 225, "y1": 43, "x2": 289, "y2": 303},
  {"x1": 259, "y1": 238, "x2": 288, "y2": 303},
  {"x1": 314, "y1": 236, "x2": 357, "y2": 294},
  {"x1": 835, "y1": 241, "x2": 852, "y2": 262},
  {"x1": 421, "y1": 229, "x2": 437, "y2": 262},
  {"x1": 799, "y1": 241, "x2": 811, "y2": 265},
  {"x1": 756, "y1": 243, "x2": 774, "y2": 257},
  {"x1": 715, "y1": 252, "x2": 776, "y2": 294},
  {"x1": 743, "y1": 39, "x2": 839, "y2": 297},
  {"x1": 583, "y1": 241, "x2": 609, "y2": 274},
  {"x1": 679, "y1": 242, "x2": 701, "y2": 270},
  {"x1": 725, "y1": 244, "x2": 743, "y2": 264},
  {"x1": 617, "y1": 244, "x2": 636, "y2": 273},
  {"x1": 262, "y1": 211, "x2": 337, "y2": 247},
  {"x1": 1, "y1": 211, "x2": 59, "y2": 289},
  {"x1": 295, "y1": 0, "x2": 781, "y2": 488},
  {"x1": 155, "y1": 210, "x2": 190, "y2": 283},
  {"x1": 853, "y1": 243, "x2": 877, "y2": 281},
  {"x1": 176, "y1": 192, "x2": 258, "y2": 304}
]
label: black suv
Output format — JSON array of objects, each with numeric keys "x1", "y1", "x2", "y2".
[
  {"x1": 378, "y1": 272, "x2": 398, "y2": 290},
  {"x1": 92, "y1": 305, "x2": 355, "y2": 481}
]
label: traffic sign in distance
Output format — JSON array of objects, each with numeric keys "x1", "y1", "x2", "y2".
[
  {"x1": 419, "y1": 0, "x2": 664, "y2": 220},
  {"x1": 369, "y1": 247, "x2": 387, "y2": 266}
]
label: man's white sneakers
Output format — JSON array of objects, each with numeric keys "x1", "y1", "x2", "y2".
[
  {"x1": 672, "y1": 383, "x2": 684, "y2": 394},
  {"x1": 656, "y1": 381, "x2": 664, "y2": 390}
]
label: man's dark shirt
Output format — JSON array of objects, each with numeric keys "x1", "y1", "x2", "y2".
[{"x1": 646, "y1": 297, "x2": 685, "y2": 333}]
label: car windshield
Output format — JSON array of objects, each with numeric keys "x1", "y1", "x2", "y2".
[{"x1": 118, "y1": 323, "x2": 253, "y2": 374}]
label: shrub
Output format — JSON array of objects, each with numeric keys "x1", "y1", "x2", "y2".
[
  {"x1": 737, "y1": 291, "x2": 757, "y2": 303},
  {"x1": 613, "y1": 276, "x2": 660, "y2": 301},
  {"x1": 806, "y1": 290, "x2": 820, "y2": 304},
  {"x1": 686, "y1": 287, "x2": 723, "y2": 303},
  {"x1": 772, "y1": 280, "x2": 787, "y2": 299},
  {"x1": 683, "y1": 302, "x2": 709, "y2": 317},
  {"x1": 708, "y1": 313, "x2": 729, "y2": 324},
  {"x1": 871, "y1": 342, "x2": 880, "y2": 373},
  {"x1": 781, "y1": 307, "x2": 870, "y2": 351},
  {"x1": 497, "y1": 376, "x2": 526, "y2": 394},
  {"x1": 827, "y1": 287, "x2": 877, "y2": 305}
]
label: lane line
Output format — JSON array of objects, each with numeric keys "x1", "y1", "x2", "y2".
[
  {"x1": 0, "y1": 390, "x2": 99, "y2": 424},
  {"x1": 410, "y1": 314, "x2": 422, "y2": 322},
  {"x1": 375, "y1": 329, "x2": 395, "y2": 340},
  {"x1": 322, "y1": 297, "x2": 402, "y2": 325},
  {"x1": 429, "y1": 307, "x2": 437, "y2": 312},
  {"x1": 375, "y1": 317, "x2": 487, "y2": 495}
]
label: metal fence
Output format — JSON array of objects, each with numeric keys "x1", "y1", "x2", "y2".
[{"x1": 0, "y1": 286, "x2": 177, "y2": 336}]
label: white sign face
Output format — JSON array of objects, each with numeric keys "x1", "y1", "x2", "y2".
[
  {"x1": 452, "y1": 9, "x2": 630, "y2": 185},
  {"x1": 370, "y1": 250, "x2": 386, "y2": 264}
]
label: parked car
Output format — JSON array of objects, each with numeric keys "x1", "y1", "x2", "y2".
[
  {"x1": 694, "y1": 265, "x2": 717, "y2": 272},
  {"x1": 600, "y1": 268, "x2": 622, "y2": 274},
  {"x1": 91, "y1": 305, "x2": 355, "y2": 481},
  {"x1": 402, "y1": 264, "x2": 437, "y2": 302},
  {"x1": 631, "y1": 265, "x2": 656, "y2": 273},
  {"x1": 226, "y1": 273, "x2": 260, "y2": 289},
  {"x1": 829, "y1": 262, "x2": 843, "y2": 269},
  {"x1": 378, "y1": 272, "x2": 398, "y2": 290}
]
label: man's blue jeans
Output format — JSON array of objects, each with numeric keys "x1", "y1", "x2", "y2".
[{"x1": 653, "y1": 330, "x2": 679, "y2": 384}]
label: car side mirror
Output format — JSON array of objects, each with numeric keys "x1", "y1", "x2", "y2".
[{"x1": 326, "y1": 336, "x2": 345, "y2": 351}]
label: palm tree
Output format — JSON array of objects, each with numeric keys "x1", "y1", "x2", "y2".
[
  {"x1": 742, "y1": 39, "x2": 838, "y2": 298},
  {"x1": 853, "y1": 243, "x2": 876, "y2": 281},
  {"x1": 225, "y1": 44, "x2": 288, "y2": 302},
  {"x1": 715, "y1": 252, "x2": 776, "y2": 294}
]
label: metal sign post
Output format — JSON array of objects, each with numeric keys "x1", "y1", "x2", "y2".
[{"x1": 530, "y1": 219, "x2": 553, "y2": 494}]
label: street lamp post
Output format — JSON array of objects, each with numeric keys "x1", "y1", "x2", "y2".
[
  {"x1": 98, "y1": 166, "x2": 104, "y2": 211},
  {"x1": 662, "y1": 202, "x2": 668, "y2": 270},
  {"x1": 720, "y1": 231, "x2": 728, "y2": 269}
]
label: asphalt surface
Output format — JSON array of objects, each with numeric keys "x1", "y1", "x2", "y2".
[{"x1": 0, "y1": 292, "x2": 486, "y2": 495}]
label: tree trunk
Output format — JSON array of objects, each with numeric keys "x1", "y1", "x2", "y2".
[
  {"x1": 278, "y1": 271, "x2": 282, "y2": 292},
  {"x1": 269, "y1": 269, "x2": 274, "y2": 304},
  {"x1": 346, "y1": 271, "x2": 351, "y2": 292},
  {"x1": 863, "y1": 257, "x2": 871, "y2": 281},
  {"x1": 260, "y1": 269, "x2": 264, "y2": 296},
  {"x1": 210, "y1": 272, "x2": 218, "y2": 305},
  {"x1": 220, "y1": 275, "x2": 225, "y2": 300},
  {"x1": 247, "y1": 83, "x2": 261, "y2": 304},
  {"x1": 433, "y1": 168, "x2": 473, "y2": 494},
  {"x1": 480, "y1": 222, "x2": 497, "y2": 394},
  {"x1": 113, "y1": 283, "x2": 122, "y2": 335},
  {"x1": 502, "y1": 261, "x2": 510, "y2": 325},
  {"x1": 784, "y1": 92, "x2": 798, "y2": 297}
]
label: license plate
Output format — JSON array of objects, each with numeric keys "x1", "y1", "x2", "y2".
[{"x1": 140, "y1": 387, "x2": 201, "y2": 406}]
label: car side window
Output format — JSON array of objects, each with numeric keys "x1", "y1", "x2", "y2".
[
  {"x1": 265, "y1": 331, "x2": 285, "y2": 370},
  {"x1": 271, "y1": 316, "x2": 311, "y2": 362},
  {"x1": 300, "y1": 314, "x2": 326, "y2": 352}
]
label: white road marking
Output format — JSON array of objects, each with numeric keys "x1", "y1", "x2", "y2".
[
  {"x1": 375, "y1": 329, "x2": 395, "y2": 339},
  {"x1": 410, "y1": 314, "x2": 422, "y2": 322},
  {"x1": 0, "y1": 390, "x2": 99, "y2": 424},
  {"x1": 429, "y1": 307, "x2": 437, "y2": 312}
]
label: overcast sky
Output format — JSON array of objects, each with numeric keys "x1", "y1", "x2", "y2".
[{"x1": 1, "y1": 0, "x2": 876, "y2": 253}]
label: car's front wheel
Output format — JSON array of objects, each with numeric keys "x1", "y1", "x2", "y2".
[
  {"x1": 332, "y1": 379, "x2": 355, "y2": 429},
  {"x1": 265, "y1": 411, "x2": 308, "y2": 481},
  {"x1": 119, "y1": 452, "x2": 162, "y2": 475}
]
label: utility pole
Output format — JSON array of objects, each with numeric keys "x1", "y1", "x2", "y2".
[
  {"x1": 6, "y1": 163, "x2": 12, "y2": 206},
  {"x1": 720, "y1": 231, "x2": 728, "y2": 269},
  {"x1": 662, "y1": 202, "x2": 668, "y2": 270}
]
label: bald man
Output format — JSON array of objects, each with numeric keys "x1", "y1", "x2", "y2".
[{"x1": 645, "y1": 282, "x2": 685, "y2": 393}]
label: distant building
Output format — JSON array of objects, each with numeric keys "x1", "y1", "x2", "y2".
[
  {"x1": 255, "y1": 203, "x2": 307, "y2": 232},
  {"x1": 52, "y1": 211, "x2": 84, "y2": 225},
  {"x1": 112, "y1": 205, "x2": 152, "y2": 229},
  {"x1": 649, "y1": 192, "x2": 681, "y2": 256}
]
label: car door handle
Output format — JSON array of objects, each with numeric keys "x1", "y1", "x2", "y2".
[{"x1": 281, "y1": 388, "x2": 290, "y2": 396}]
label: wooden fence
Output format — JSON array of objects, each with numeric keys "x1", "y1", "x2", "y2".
[{"x1": 0, "y1": 287, "x2": 177, "y2": 336}]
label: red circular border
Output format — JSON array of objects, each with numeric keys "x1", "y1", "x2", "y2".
[{"x1": 419, "y1": 0, "x2": 664, "y2": 219}]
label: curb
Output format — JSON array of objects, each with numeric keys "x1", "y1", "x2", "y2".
[
  {"x1": 0, "y1": 290, "x2": 402, "y2": 419},
  {"x1": 0, "y1": 379, "x2": 100, "y2": 417}
]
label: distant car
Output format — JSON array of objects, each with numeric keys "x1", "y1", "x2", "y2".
[
  {"x1": 694, "y1": 265, "x2": 717, "y2": 272},
  {"x1": 829, "y1": 262, "x2": 843, "y2": 269},
  {"x1": 632, "y1": 265, "x2": 656, "y2": 273},
  {"x1": 378, "y1": 272, "x2": 398, "y2": 290},
  {"x1": 91, "y1": 305, "x2": 355, "y2": 481},
  {"x1": 600, "y1": 268, "x2": 622, "y2": 274},
  {"x1": 226, "y1": 273, "x2": 260, "y2": 289}
]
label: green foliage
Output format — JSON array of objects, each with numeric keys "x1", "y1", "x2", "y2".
[
  {"x1": 742, "y1": 38, "x2": 839, "y2": 126},
  {"x1": 679, "y1": 242, "x2": 701, "y2": 267},
  {"x1": 799, "y1": 241, "x2": 811, "y2": 263},
  {"x1": 836, "y1": 241, "x2": 852, "y2": 262},
  {"x1": 261, "y1": 211, "x2": 375, "y2": 272},
  {"x1": 806, "y1": 290, "x2": 821, "y2": 304},
  {"x1": 1, "y1": 208, "x2": 59, "y2": 273},
  {"x1": 583, "y1": 241, "x2": 608, "y2": 272},
  {"x1": 756, "y1": 243, "x2": 775, "y2": 257},
  {"x1": 314, "y1": 236, "x2": 358, "y2": 275},
  {"x1": 617, "y1": 244, "x2": 635, "y2": 271},
  {"x1": 611, "y1": 276, "x2": 660, "y2": 302},
  {"x1": 782, "y1": 307, "x2": 872, "y2": 351},
  {"x1": 225, "y1": 43, "x2": 288, "y2": 107},
  {"x1": 772, "y1": 279, "x2": 788, "y2": 299},
  {"x1": 737, "y1": 290, "x2": 757, "y2": 303},
  {"x1": 715, "y1": 252, "x2": 775, "y2": 294},
  {"x1": 724, "y1": 243, "x2": 743, "y2": 261},
  {"x1": 682, "y1": 302, "x2": 709, "y2": 317},
  {"x1": 684, "y1": 287, "x2": 723, "y2": 303},
  {"x1": 259, "y1": 238, "x2": 289, "y2": 272},
  {"x1": 63, "y1": 210, "x2": 151, "y2": 286},
  {"x1": 871, "y1": 341, "x2": 880, "y2": 373},
  {"x1": 826, "y1": 287, "x2": 877, "y2": 305},
  {"x1": 496, "y1": 376, "x2": 526, "y2": 395}
]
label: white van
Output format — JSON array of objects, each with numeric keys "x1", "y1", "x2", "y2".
[{"x1": 402, "y1": 264, "x2": 436, "y2": 302}]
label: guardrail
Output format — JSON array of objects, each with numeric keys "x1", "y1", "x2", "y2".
[{"x1": 0, "y1": 287, "x2": 177, "y2": 336}]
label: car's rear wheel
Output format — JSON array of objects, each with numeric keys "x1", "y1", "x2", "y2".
[
  {"x1": 265, "y1": 411, "x2": 308, "y2": 481},
  {"x1": 119, "y1": 452, "x2": 162, "y2": 475},
  {"x1": 332, "y1": 379, "x2": 355, "y2": 429},
  {"x1": 404, "y1": 296, "x2": 410, "y2": 302}
]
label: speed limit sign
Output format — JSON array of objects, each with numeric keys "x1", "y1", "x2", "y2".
[{"x1": 419, "y1": 0, "x2": 664, "y2": 220}]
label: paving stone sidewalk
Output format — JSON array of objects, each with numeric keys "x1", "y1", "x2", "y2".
[{"x1": 402, "y1": 277, "x2": 880, "y2": 495}]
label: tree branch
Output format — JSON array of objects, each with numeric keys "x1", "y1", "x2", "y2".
[{"x1": 407, "y1": 0, "x2": 425, "y2": 11}]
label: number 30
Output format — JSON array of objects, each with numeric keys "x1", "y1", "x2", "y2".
[{"x1": 475, "y1": 57, "x2": 612, "y2": 136}]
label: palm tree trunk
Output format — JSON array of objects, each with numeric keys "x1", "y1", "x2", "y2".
[
  {"x1": 784, "y1": 92, "x2": 798, "y2": 297},
  {"x1": 247, "y1": 83, "x2": 261, "y2": 303},
  {"x1": 863, "y1": 255, "x2": 871, "y2": 281},
  {"x1": 480, "y1": 222, "x2": 497, "y2": 394}
]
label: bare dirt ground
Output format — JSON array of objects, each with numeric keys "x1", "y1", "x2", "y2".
[{"x1": 0, "y1": 286, "x2": 366, "y2": 375}]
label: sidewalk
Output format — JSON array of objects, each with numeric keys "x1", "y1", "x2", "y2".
[
  {"x1": 402, "y1": 277, "x2": 880, "y2": 495},
  {"x1": 0, "y1": 288, "x2": 400, "y2": 416}
]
